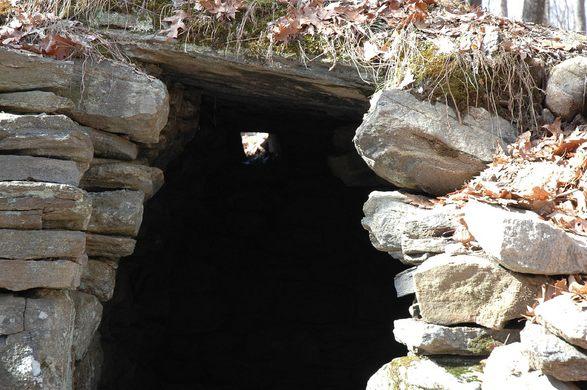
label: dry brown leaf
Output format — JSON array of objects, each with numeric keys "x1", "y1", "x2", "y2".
[{"x1": 161, "y1": 10, "x2": 188, "y2": 40}]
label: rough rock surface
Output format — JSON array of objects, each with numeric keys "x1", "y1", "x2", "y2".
[
  {"x1": 1, "y1": 291, "x2": 75, "y2": 390},
  {"x1": 88, "y1": 190, "x2": 144, "y2": 236},
  {"x1": 521, "y1": 322, "x2": 587, "y2": 382},
  {"x1": 80, "y1": 127, "x2": 138, "y2": 161},
  {"x1": 0, "y1": 155, "x2": 86, "y2": 185},
  {"x1": 0, "y1": 46, "x2": 170, "y2": 144},
  {"x1": 110, "y1": 31, "x2": 368, "y2": 120},
  {"x1": 0, "y1": 295, "x2": 26, "y2": 335},
  {"x1": 393, "y1": 318, "x2": 518, "y2": 356},
  {"x1": 0, "y1": 91, "x2": 74, "y2": 113},
  {"x1": 394, "y1": 267, "x2": 417, "y2": 297},
  {"x1": 414, "y1": 254, "x2": 544, "y2": 329},
  {"x1": 71, "y1": 291, "x2": 103, "y2": 361},
  {"x1": 0, "y1": 113, "x2": 93, "y2": 163},
  {"x1": 80, "y1": 260, "x2": 116, "y2": 302},
  {"x1": 545, "y1": 56, "x2": 587, "y2": 120},
  {"x1": 464, "y1": 201, "x2": 587, "y2": 275},
  {"x1": 535, "y1": 295, "x2": 587, "y2": 349},
  {"x1": 483, "y1": 343, "x2": 578, "y2": 390},
  {"x1": 0, "y1": 259, "x2": 82, "y2": 291},
  {"x1": 0, "y1": 47, "x2": 73, "y2": 92},
  {"x1": 67, "y1": 60, "x2": 169, "y2": 143},
  {"x1": 361, "y1": 191, "x2": 461, "y2": 263},
  {"x1": 366, "y1": 356, "x2": 482, "y2": 390},
  {"x1": 0, "y1": 181, "x2": 91, "y2": 230},
  {"x1": 73, "y1": 333, "x2": 103, "y2": 390},
  {"x1": 354, "y1": 89, "x2": 516, "y2": 195},
  {"x1": 86, "y1": 233, "x2": 136, "y2": 258},
  {"x1": 81, "y1": 160, "x2": 163, "y2": 199},
  {"x1": 0, "y1": 229, "x2": 85, "y2": 260}
]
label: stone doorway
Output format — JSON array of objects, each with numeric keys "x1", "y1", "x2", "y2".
[{"x1": 97, "y1": 94, "x2": 411, "y2": 390}]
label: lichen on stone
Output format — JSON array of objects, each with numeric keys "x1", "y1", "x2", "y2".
[{"x1": 442, "y1": 361, "x2": 483, "y2": 383}]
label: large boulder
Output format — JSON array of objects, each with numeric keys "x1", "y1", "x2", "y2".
[
  {"x1": 80, "y1": 127, "x2": 138, "y2": 161},
  {"x1": 366, "y1": 356, "x2": 482, "y2": 390},
  {"x1": 80, "y1": 259, "x2": 117, "y2": 302},
  {"x1": 81, "y1": 160, "x2": 163, "y2": 199},
  {"x1": 521, "y1": 322, "x2": 587, "y2": 382},
  {"x1": 0, "y1": 181, "x2": 92, "y2": 230},
  {"x1": 86, "y1": 233, "x2": 136, "y2": 258},
  {"x1": 482, "y1": 342, "x2": 578, "y2": 390},
  {"x1": 361, "y1": 191, "x2": 461, "y2": 264},
  {"x1": 354, "y1": 89, "x2": 516, "y2": 195},
  {"x1": 0, "y1": 47, "x2": 169, "y2": 144},
  {"x1": 413, "y1": 254, "x2": 545, "y2": 329},
  {"x1": 0, "y1": 259, "x2": 83, "y2": 291},
  {"x1": 73, "y1": 333, "x2": 103, "y2": 390},
  {"x1": 545, "y1": 56, "x2": 587, "y2": 121},
  {"x1": 0, "y1": 229, "x2": 85, "y2": 260},
  {"x1": 71, "y1": 292, "x2": 103, "y2": 361},
  {"x1": 0, "y1": 155, "x2": 87, "y2": 185},
  {"x1": 1, "y1": 290, "x2": 76, "y2": 390},
  {"x1": 0, "y1": 47, "x2": 73, "y2": 92},
  {"x1": 535, "y1": 295, "x2": 587, "y2": 349},
  {"x1": 67, "y1": 60, "x2": 169, "y2": 143},
  {"x1": 0, "y1": 113, "x2": 94, "y2": 164},
  {"x1": 464, "y1": 201, "x2": 587, "y2": 275},
  {"x1": 393, "y1": 318, "x2": 518, "y2": 356},
  {"x1": 87, "y1": 190, "x2": 144, "y2": 237},
  {"x1": 0, "y1": 91, "x2": 74, "y2": 114}
]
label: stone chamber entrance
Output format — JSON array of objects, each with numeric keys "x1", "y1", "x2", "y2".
[{"x1": 97, "y1": 89, "x2": 412, "y2": 389}]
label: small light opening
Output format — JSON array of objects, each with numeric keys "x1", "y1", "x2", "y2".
[{"x1": 241, "y1": 132, "x2": 275, "y2": 162}]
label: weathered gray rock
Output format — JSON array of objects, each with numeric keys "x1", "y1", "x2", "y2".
[
  {"x1": 0, "y1": 47, "x2": 73, "y2": 92},
  {"x1": 393, "y1": 318, "x2": 518, "y2": 356},
  {"x1": 87, "y1": 190, "x2": 144, "y2": 236},
  {"x1": 0, "y1": 91, "x2": 74, "y2": 113},
  {"x1": 414, "y1": 254, "x2": 545, "y2": 329},
  {"x1": 354, "y1": 89, "x2": 516, "y2": 195},
  {"x1": 79, "y1": 127, "x2": 138, "y2": 161},
  {"x1": 80, "y1": 259, "x2": 116, "y2": 302},
  {"x1": 362, "y1": 191, "x2": 424, "y2": 258},
  {"x1": 535, "y1": 295, "x2": 587, "y2": 349},
  {"x1": 0, "y1": 155, "x2": 86, "y2": 185},
  {"x1": 483, "y1": 343, "x2": 578, "y2": 390},
  {"x1": 73, "y1": 333, "x2": 103, "y2": 390},
  {"x1": 0, "y1": 47, "x2": 169, "y2": 144},
  {"x1": 68, "y1": 60, "x2": 169, "y2": 143},
  {"x1": 0, "y1": 229, "x2": 85, "y2": 260},
  {"x1": 394, "y1": 267, "x2": 417, "y2": 297},
  {"x1": 0, "y1": 295, "x2": 25, "y2": 335},
  {"x1": 362, "y1": 191, "x2": 461, "y2": 263},
  {"x1": 110, "y1": 30, "x2": 368, "y2": 122},
  {"x1": 2, "y1": 290, "x2": 75, "y2": 390},
  {"x1": 0, "y1": 181, "x2": 91, "y2": 230},
  {"x1": 71, "y1": 291, "x2": 103, "y2": 361},
  {"x1": 464, "y1": 201, "x2": 587, "y2": 275},
  {"x1": 0, "y1": 259, "x2": 82, "y2": 291},
  {"x1": 0, "y1": 342, "x2": 43, "y2": 389},
  {"x1": 86, "y1": 233, "x2": 136, "y2": 258},
  {"x1": 366, "y1": 356, "x2": 482, "y2": 390},
  {"x1": 81, "y1": 160, "x2": 164, "y2": 199},
  {"x1": 545, "y1": 57, "x2": 587, "y2": 120},
  {"x1": 0, "y1": 113, "x2": 93, "y2": 163},
  {"x1": 522, "y1": 322, "x2": 587, "y2": 382}
]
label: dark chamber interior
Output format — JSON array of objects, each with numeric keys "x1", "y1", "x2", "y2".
[{"x1": 99, "y1": 95, "x2": 411, "y2": 390}]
